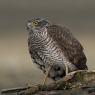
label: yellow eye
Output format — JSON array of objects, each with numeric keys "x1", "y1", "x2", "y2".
[{"x1": 32, "y1": 21, "x2": 38, "y2": 26}]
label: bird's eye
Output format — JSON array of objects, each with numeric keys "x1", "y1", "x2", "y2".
[{"x1": 32, "y1": 21, "x2": 38, "y2": 26}]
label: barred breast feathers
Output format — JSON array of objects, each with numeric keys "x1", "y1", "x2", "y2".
[{"x1": 28, "y1": 27, "x2": 77, "y2": 71}]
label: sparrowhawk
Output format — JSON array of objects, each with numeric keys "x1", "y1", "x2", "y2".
[{"x1": 26, "y1": 17, "x2": 88, "y2": 82}]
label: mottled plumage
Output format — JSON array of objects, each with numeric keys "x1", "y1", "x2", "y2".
[{"x1": 26, "y1": 18, "x2": 88, "y2": 81}]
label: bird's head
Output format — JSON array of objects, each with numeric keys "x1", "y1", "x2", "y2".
[{"x1": 26, "y1": 17, "x2": 50, "y2": 31}]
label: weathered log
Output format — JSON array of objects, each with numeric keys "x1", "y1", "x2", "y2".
[{"x1": 1, "y1": 70, "x2": 95, "y2": 95}]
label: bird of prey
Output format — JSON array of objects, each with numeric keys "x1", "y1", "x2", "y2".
[{"x1": 26, "y1": 17, "x2": 88, "y2": 83}]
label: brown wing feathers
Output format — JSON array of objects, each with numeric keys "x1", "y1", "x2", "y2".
[{"x1": 47, "y1": 25, "x2": 88, "y2": 70}]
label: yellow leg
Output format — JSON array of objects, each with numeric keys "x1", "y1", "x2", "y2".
[
  {"x1": 42, "y1": 65, "x2": 52, "y2": 86},
  {"x1": 65, "y1": 63, "x2": 68, "y2": 76},
  {"x1": 43, "y1": 62, "x2": 68, "y2": 85}
]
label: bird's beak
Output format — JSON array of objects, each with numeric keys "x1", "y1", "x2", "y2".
[
  {"x1": 26, "y1": 22, "x2": 32, "y2": 30},
  {"x1": 26, "y1": 26, "x2": 29, "y2": 30}
]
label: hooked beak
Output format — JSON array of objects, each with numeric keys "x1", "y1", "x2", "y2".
[{"x1": 26, "y1": 22, "x2": 32, "y2": 30}]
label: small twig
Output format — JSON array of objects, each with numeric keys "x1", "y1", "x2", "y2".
[{"x1": 1, "y1": 86, "x2": 31, "y2": 94}]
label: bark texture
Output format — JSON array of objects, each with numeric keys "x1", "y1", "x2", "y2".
[{"x1": 1, "y1": 70, "x2": 95, "y2": 95}]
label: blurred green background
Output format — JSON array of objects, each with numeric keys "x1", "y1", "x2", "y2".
[{"x1": 0, "y1": 0, "x2": 95, "y2": 93}]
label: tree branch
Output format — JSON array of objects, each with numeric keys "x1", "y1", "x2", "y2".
[{"x1": 1, "y1": 70, "x2": 95, "y2": 95}]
